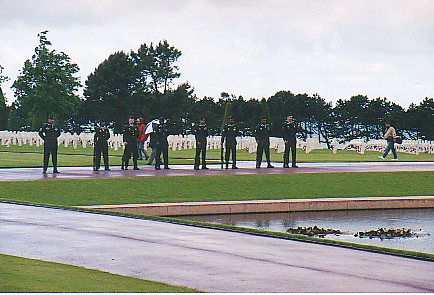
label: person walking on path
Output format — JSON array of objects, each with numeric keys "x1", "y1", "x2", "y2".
[
  {"x1": 147, "y1": 132, "x2": 158, "y2": 165},
  {"x1": 193, "y1": 117, "x2": 209, "y2": 170},
  {"x1": 221, "y1": 116, "x2": 239, "y2": 169},
  {"x1": 122, "y1": 116, "x2": 140, "y2": 170},
  {"x1": 154, "y1": 117, "x2": 170, "y2": 170},
  {"x1": 282, "y1": 115, "x2": 298, "y2": 168},
  {"x1": 38, "y1": 115, "x2": 61, "y2": 174},
  {"x1": 254, "y1": 117, "x2": 274, "y2": 169},
  {"x1": 379, "y1": 121, "x2": 398, "y2": 160},
  {"x1": 93, "y1": 121, "x2": 111, "y2": 171},
  {"x1": 144, "y1": 119, "x2": 159, "y2": 165},
  {"x1": 136, "y1": 118, "x2": 149, "y2": 161}
]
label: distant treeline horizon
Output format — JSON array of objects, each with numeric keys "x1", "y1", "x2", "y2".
[{"x1": 0, "y1": 31, "x2": 432, "y2": 143}]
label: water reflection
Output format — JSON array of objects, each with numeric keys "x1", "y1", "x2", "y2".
[{"x1": 176, "y1": 208, "x2": 434, "y2": 254}]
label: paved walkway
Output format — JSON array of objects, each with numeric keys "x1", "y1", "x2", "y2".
[
  {"x1": 1, "y1": 203, "x2": 433, "y2": 292},
  {"x1": 1, "y1": 161, "x2": 433, "y2": 181}
]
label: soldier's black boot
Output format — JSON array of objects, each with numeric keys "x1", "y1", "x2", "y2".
[
  {"x1": 267, "y1": 163, "x2": 274, "y2": 168},
  {"x1": 194, "y1": 166, "x2": 200, "y2": 170}
]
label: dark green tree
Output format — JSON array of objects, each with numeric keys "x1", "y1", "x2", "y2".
[
  {"x1": 310, "y1": 93, "x2": 335, "y2": 147},
  {"x1": 190, "y1": 96, "x2": 224, "y2": 134},
  {"x1": 12, "y1": 31, "x2": 81, "y2": 129},
  {"x1": 0, "y1": 65, "x2": 9, "y2": 130},
  {"x1": 365, "y1": 97, "x2": 390, "y2": 139},
  {"x1": 131, "y1": 40, "x2": 182, "y2": 115},
  {"x1": 260, "y1": 97, "x2": 271, "y2": 122},
  {"x1": 221, "y1": 99, "x2": 232, "y2": 129},
  {"x1": 7, "y1": 101, "x2": 27, "y2": 131},
  {"x1": 409, "y1": 98, "x2": 434, "y2": 140},
  {"x1": 82, "y1": 51, "x2": 136, "y2": 131},
  {"x1": 163, "y1": 82, "x2": 196, "y2": 134}
]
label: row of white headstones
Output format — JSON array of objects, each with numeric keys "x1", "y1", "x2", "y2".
[
  {"x1": 0, "y1": 131, "x2": 433, "y2": 155},
  {"x1": 342, "y1": 138, "x2": 434, "y2": 155}
]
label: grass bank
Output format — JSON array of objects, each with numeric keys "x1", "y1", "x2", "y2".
[
  {"x1": 0, "y1": 253, "x2": 198, "y2": 292},
  {"x1": 1, "y1": 172, "x2": 432, "y2": 206}
]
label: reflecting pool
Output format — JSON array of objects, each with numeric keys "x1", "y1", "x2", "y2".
[{"x1": 176, "y1": 208, "x2": 434, "y2": 254}]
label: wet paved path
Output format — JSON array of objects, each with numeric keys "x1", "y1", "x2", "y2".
[
  {"x1": 1, "y1": 203, "x2": 433, "y2": 292},
  {"x1": 1, "y1": 161, "x2": 433, "y2": 181}
]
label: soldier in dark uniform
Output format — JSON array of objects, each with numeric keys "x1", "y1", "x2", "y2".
[
  {"x1": 122, "y1": 116, "x2": 140, "y2": 170},
  {"x1": 221, "y1": 116, "x2": 239, "y2": 169},
  {"x1": 254, "y1": 117, "x2": 274, "y2": 169},
  {"x1": 194, "y1": 118, "x2": 209, "y2": 170},
  {"x1": 154, "y1": 117, "x2": 170, "y2": 170},
  {"x1": 93, "y1": 121, "x2": 111, "y2": 171},
  {"x1": 282, "y1": 115, "x2": 298, "y2": 168},
  {"x1": 38, "y1": 115, "x2": 61, "y2": 174}
]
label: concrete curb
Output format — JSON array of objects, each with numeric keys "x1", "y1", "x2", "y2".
[{"x1": 79, "y1": 196, "x2": 434, "y2": 216}]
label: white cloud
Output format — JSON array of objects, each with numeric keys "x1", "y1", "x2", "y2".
[{"x1": 1, "y1": 0, "x2": 433, "y2": 108}]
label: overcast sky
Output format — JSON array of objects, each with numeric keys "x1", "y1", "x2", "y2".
[{"x1": 1, "y1": 0, "x2": 433, "y2": 108}]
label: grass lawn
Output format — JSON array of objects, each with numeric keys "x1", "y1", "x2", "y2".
[
  {"x1": 1, "y1": 144, "x2": 433, "y2": 168},
  {"x1": 0, "y1": 253, "x2": 198, "y2": 292},
  {"x1": 1, "y1": 172, "x2": 432, "y2": 206}
]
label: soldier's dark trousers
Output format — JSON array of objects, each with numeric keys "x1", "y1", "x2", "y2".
[
  {"x1": 256, "y1": 143, "x2": 271, "y2": 167},
  {"x1": 284, "y1": 141, "x2": 297, "y2": 167},
  {"x1": 225, "y1": 144, "x2": 236, "y2": 167},
  {"x1": 123, "y1": 142, "x2": 138, "y2": 168},
  {"x1": 94, "y1": 141, "x2": 109, "y2": 169},
  {"x1": 43, "y1": 140, "x2": 58, "y2": 172},
  {"x1": 155, "y1": 145, "x2": 169, "y2": 169},
  {"x1": 194, "y1": 141, "x2": 207, "y2": 168}
]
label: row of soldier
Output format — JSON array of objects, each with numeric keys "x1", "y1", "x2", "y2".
[{"x1": 38, "y1": 114, "x2": 299, "y2": 174}]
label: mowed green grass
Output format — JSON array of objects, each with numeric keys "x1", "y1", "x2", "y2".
[
  {"x1": 1, "y1": 172, "x2": 432, "y2": 206},
  {"x1": 0, "y1": 254, "x2": 198, "y2": 293},
  {"x1": 1, "y1": 144, "x2": 433, "y2": 168}
]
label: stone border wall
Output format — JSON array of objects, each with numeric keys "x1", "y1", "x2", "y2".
[{"x1": 80, "y1": 196, "x2": 434, "y2": 216}]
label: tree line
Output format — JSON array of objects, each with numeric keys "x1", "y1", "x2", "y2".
[{"x1": 1, "y1": 31, "x2": 433, "y2": 143}]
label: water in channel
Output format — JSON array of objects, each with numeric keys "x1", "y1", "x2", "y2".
[{"x1": 176, "y1": 208, "x2": 434, "y2": 254}]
